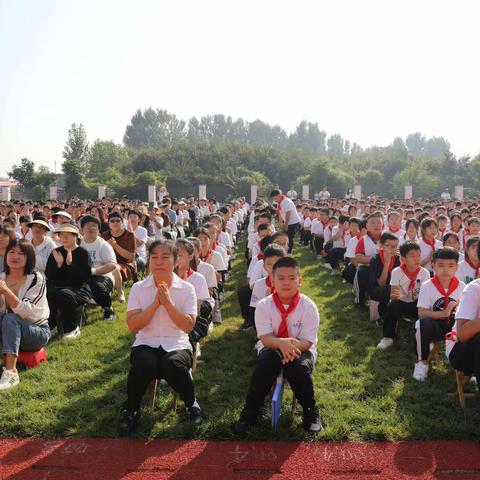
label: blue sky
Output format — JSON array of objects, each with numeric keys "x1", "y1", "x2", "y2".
[{"x1": 1, "y1": 0, "x2": 480, "y2": 176}]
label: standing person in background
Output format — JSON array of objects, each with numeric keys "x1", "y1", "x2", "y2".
[
  {"x1": 287, "y1": 186, "x2": 298, "y2": 200},
  {"x1": 270, "y1": 189, "x2": 300, "y2": 254},
  {"x1": 319, "y1": 187, "x2": 331, "y2": 200}
]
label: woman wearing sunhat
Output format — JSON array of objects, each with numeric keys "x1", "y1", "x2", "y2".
[
  {"x1": 28, "y1": 217, "x2": 56, "y2": 273},
  {"x1": 45, "y1": 223, "x2": 92, "y2": 340}
]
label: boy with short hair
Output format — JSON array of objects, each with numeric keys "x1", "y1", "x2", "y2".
[
  {"x1": 342, "y1": 218, "x2": 365, "y2": 284},
  {"x1": 233, "y1": 257, "x2": 322, "y2": 435},
  {"x1": 456, "y1": 236, "x2": 480, "y2": 284},
  {"x1": 413, "y1": 247, "x2": 465, "y2": 381},
  {"x1": 377, "y1": 242, "x2": 430, "y2": 350},
  {"x1": 324, "y1": 215, "x2": 350, "y2": 275}
]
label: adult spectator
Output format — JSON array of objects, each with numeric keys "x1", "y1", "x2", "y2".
[
  {"x1": 80, "y1": 215, "x2": 117, "y2": 321},
  {"x1": 319, "y1": 186, "x2": 331, "y2": 200},
  {"x1": 28, "y1": 218, "x2": 56, "y2": 273},
  {"x1": 287, "y1": 186, "x2": 298, "y2": 200},
  {"x1": 441, "y1": 188, "x2": 451, "y2": 201},
  {"x1": 0, "y1": 239, "x2": 50, "y2": 390},
  {"x1": 270, "y1": 189, "x2": 300, "y2": 253}
]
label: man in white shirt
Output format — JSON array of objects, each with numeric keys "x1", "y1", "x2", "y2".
[
  {"x1": 80, "y1": 215, "x2": 118, "y2": 320},
  {"x1": 441, "y1": 188, "x2": 451, "y2": 201},
  {"x1": 287, "y1": 186, "x2": 298, "y2": 200},
  {"x1": 270, "y1": 189, "x2": 300, "y2": 253},
  {"x1": 319, "y1": 187, "x2": 331, "y2": 200}
]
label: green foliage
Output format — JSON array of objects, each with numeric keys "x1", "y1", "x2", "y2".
[
  {"x1": 8, "y1": 159, "x2": 57, "y2": 199},
  {"x1": 8, "y1": 158, "x2": 36, "y2": 189},
  {"x1": 63, "y1": 123, "x2": 90, "y2": 164}
]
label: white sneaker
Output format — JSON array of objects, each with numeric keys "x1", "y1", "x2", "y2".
[
  {"x1": 324, "y1": 263, "x2": 333, "y2": 271},
  {"x1": 377, "y1": 337, "x2": 394, "y2": 350},
  {"x1": 63, "y1": 326, "x2": 81, "y2": 341},
  {"x1": 0, "y1": 368, "x2": 19, "y2": 391},
  {"x1": 413, "y1": 362, "x2": 429, "y2": 381}
]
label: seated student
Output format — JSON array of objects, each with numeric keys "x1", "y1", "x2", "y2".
[
  {"x1": 187, "y1": 237, "x2": 217, "y2": 294},
  {"x1": 210, "y1": 214, "x2": 233, "y2": 257},
  {"x1": 45, "y1": 223, "x2": 92, "y2": 340},
  {"x1": 102, "y1": 211, "x2": 136, "y2": 303},
  {"x1": 119, "y1": 240, "x2": 201, "y2": 435},
  {"x1": 301, "y1": 207, "x2": 312, "y2": 247},
  {"x1": 0, "y1": 227, "x2": 17, "y2": 272},
  {"x1": 446, "y1": 246, "x2": 480, "y2": 385},
  {"x1": 324, "y1": 215, "x2": 350, "y2": 275},
  {"x1": 353, "y1": 213, "x2": 383, "y2": 307},
  {"x1": 233, "y1": 257, "x2": 322, "y2": 436},
  {"x1": 250, "y1": 245, "x2": 286, "y2": 310},
  {"x1": 436, "y1": 214, "x2": 449, "y2": 240},
  {"x1": 127, "y1": 210, "x2": 148, "y2": 273},
  {"x1": 322, "y1": 216, "x2": 338, "y2": 255},
  {"x1": 312, "y1": 208, "x2": 328, "y2": 259},
  {"x1": 377, "y1": 242, "x2": 430, "y2": 350},
  {"x1": 203, "y1": 221, "x2": 229, "y2": 269},
  {"x1": 447, "y1": 212, "x2": 464, "y2": 247},
  {"x1": 442, "y1": 232, "x2": 465, "y2": 262},
  {"x1": 0, "y1": 239, "x2": 50, "y2": 390},
  {"x1": 247, "y1": 224, "x2": 271, "y2": 283},
  {"x1": 419, "y1": 218, "x2": 443, "y2": 274},
  {"x1": 462, "y1": 217, "x2": 480, "y2": 251},
  {"x1": 413, "y1": 247, "x2": 465, "y2": 381},
  {"x1": 383, "y1": 211, "x2": 405, "y2": 242},
  {"x1": 28, "y1": 218, "x2": 56, "y2": 273},
  {"x1": 342, "y1": 218, "x2": 365, "y2": 284},
  {"x1": 368, "y1": 233, "x2": 400, "y2": 323},
  {"x1": 80, "y1": 215, "x2": 117, "y2": 321},
  {"x1": 399, "y1": 218, "x2": 420, "y2": 246},
  {"x1": 456, "y1": 237, "x2": 480, "y2": 284},
  {"x1": 18, "y1": 215, "x2": 33, "y2": 241}
]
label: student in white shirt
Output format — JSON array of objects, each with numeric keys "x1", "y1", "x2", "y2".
[
  {"x1": 233, "y1": 257, "x2": 322, "y2": 436},
  {"x1": 418, "y1": 218, "x2": 443, "y2": 273},
  {"x1": 270, "y1": 189, "x2": 300, "y2": 253},
  {"x1": 383, "y1": 211, "x2": 405, "y2": 242},
  {"x1": 324, "y1": 215, "x2": 351, "y2": 275},
  {"x1": 377, "y1": 242, "x2": 430, "y2": 350},
  {"x1": 341, "y1": 218, "x2": 365, "y2": 284},
  {"x1": 399, "y1": 218, "x2": 420, "y2": 246},
  {"x1": 187, "y1": 237, "x2": 217, "y2": 292},
  {"x1": 456, "y1": 237, "x2": 480, "y2": 285},
  {"x1": 120, "y1": 240, "x2": 201, "y2": 435},
  {"x1": 128, "y1": 210, "x2": 148, "y2": 271},
  {"x1": 442, "y1": 233, "x2": 465, "y2": 262},
  {"x1": 413, "y1": 247, "x2": 465, "y2": 381},
  {"x1": 80, "y1": 215, "x2": 117, "y2": 321},
  {"x1": 28, "y1": 218, "x2": 56, "y2": 273}
]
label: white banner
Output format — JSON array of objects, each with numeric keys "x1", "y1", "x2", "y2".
[
  {"x1": 455, "y1": 185, "x2": 464, "y2": 201},
  {"x1": 1, "y1": 187, "x2": 11, "y2": 201},
  {"x1": 98, "y1": 185, "x2": 106, "y2": 199},
  {"x1": 148, "y1": 185, "x2": 156, "y2": 203},
  {"x1": 404, "y1": 185, "x2": 413, "y2": 200},
  {"x1": 250, "y1": 185, "x2": 258, "y2": 204},
  {"x1": 302, "y1": 185, "x2": 309, "y2": 200},
  {"x1": 199, "y1": 184, "x2": 207, "y2": 199},
  {"x1": 354, "y1": 185, "x2": 362, "y2": 200},
  {"x1": 49, "y1": 186, "x2": 58, "y2": 200}
]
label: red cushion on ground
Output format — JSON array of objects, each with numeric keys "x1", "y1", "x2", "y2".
[{"x1": 16, "y1": 348, "x2": 47, "y2": 368}]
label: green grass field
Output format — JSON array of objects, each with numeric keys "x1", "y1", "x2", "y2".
[{"x1": 1, "y1": 238, "x2": 479, "y2": 441}]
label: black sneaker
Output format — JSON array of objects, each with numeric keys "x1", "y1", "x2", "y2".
[
  {"x1": 375, "y1": 316, "x2": 384, "y2": 327},
  {"x1": 232, "y1": 409, "x2": 258, "y2": 437},
  {"x1": 103, "y1": 308, "x2": 116, "y2": 321},
  {"x1": 302, "y1": 406, "x2": 324, "y2": 433},
  {"x1": 187, "y1": 406, "x2": 203, "y2": 425},
  {"x1": 239, "y1": 320, "x2": 254, "y2": 331},
  {"x1": 119, "y1": 408, "x2": 140, "y2": 436}
]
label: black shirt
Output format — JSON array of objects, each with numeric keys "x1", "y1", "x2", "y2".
[
  {"x1": 368, "y1": 253, "x2": 400, "y2": 291},
  {"x1": 45, "y1": 246, "x2": 92, "y2": 289}
]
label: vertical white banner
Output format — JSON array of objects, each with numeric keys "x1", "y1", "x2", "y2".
[
  {"x1": 199, "y1": 184, "x2": 207, "y2": 199},
  {"x1": 148, "y1": 185, "x2": 156, "y2": 203},
  {"x1": 98, "y1": 185, "x2": 106, "y2": 199},
  {"x1": 49, "y1": 186, "x2": 58, "y2": 200},
  {"x1": 250, "y1": 185, "x2": 258, "y2": 205},
  {"x1": 455, "y1": 185, "x2": 464, "y2": 201},
  {"x1": 404, "y1": 185, "x2": 413, "y2": 200},
  {"x1": 354, "y1": 185, "x2": 362, "y2": 200},
  {"x1": 1, "y1": 187, "x2": 11, "y2": 201},
  {"x1": 302, "y1": 185, "x2": 309, "y2": 200}
]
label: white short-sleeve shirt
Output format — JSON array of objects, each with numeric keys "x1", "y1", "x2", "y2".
[
  {"x1": 417, "y1": 278, "x2": 465, "y2": 311},
  {"x1": 250, "y1": 277, "x2": 269, "y2": 308},
  {"x1": 206, "y1": 250, "x2": 227, "y2": 272},
  {"x1": 418, "y1": 238, "x2": 443, "y2": 272},
  {"x1": 254, "y1": 294, "x2": 319, "y2": 360},
  {"x1": 134, "y1": 226, "x2": 148, "y2": 258},
  {"x1": 249, "y1": 259, "x2": 267, "y2": 288},
  {"x1": 185, "y1": 271, "x2": 210, "y2": 301},
  {"x1": 127, "y1": 274, "x2": 197, "y2": 352},
  {"x1": 80, "y1": 236, "x2": 117, "y2": 282},
  {"x1": 279, "y1": 197, "x2": 300, "y2": 225},
  {"x1": 197, "y1": 260, "x2": 218, "y2": 289},
  {"x1": 389, "y1": 266, "x2": 431, "y2": 303}
]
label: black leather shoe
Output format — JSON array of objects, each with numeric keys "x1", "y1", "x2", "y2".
[
  {"x1": 119, "y1": 409, "x2": 140, "y2": 436},
  {"x1": 187, "y1": 406, "x2": 203, "y2": 425},
  {"x1": 302, "y1": 406, "x2": 324, "y2": 433}
]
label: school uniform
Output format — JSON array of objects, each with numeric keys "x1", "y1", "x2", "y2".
[
  {"x1": 456, "y1": 259, "x2": 480, "y2": 285},
  {"x1": 277, "y1": 196, "x2": 300, "y2": 253},
  {"x1": 418, "y1": 238, "x2": 443, "y2": 272},
  {"x1": 383, "y1": 228, "x2": 405, "y2": 243},
  {"x1": 302, "y1": 216, "x2": 312, "y2": 247},
  {"x1": 250, "y1": 276, "x2": 274, "y2": 309},
  {"x1": 243, "y1": 293, "x2": 319, "y2": 413},
  {"x1": 341, "y1": 234, "x2": 361, "y2": 284},
  {"x1": 368, "y1": 253, "x2": 400, "y2": 318},
  {"x1": 447, "y1": 279, "x2": 480, "y2": 379},
  {"x1": 415, "y1": 277, "x2": 465, "y2": 361},
  {"x1": 249, "y1": 259, "x2": 267, "y2": 288},
  {"x1": 326, "y1": 227, "x2": 351, "y2": 269},
  {"x1": 398, "y1": 233, "x2": 420, "y2": 247},
  {"x1": 382, "y1": 265, "x2": 430, "y2": 338},
  {"x1": 353, "y1": 234, "x2": 380, "y2": 305}
]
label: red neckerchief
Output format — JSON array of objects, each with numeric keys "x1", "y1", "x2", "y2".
[
  {"x1": 438, "y1": 227, "x2": 446, "y2": 235},
  {"x1": 389, "y1": 226, "x2": 401, "y2": 233},
  {"x1": 272, "y1": 291, "x2": 301, "y2": 338},
  {"x1": 401, "y1": 264, "x2": 421, "y2": 292},
  {"x1": 277, "y1": 195, "x2": 285, "y2": 220},
  {"x1": 203, "y1": 249, "x2": 213, "y2": 263},
  {"x1": 355, "y1": 232, "x2": 362, "y2": 240},
  {"x1": 466, "y1": 257, "x2": 480, "y2": 279},
  {"x1": 431, "y1": 275, "x2": 459, "y2": 309},
  {"x1": 422, "y1": 236, "x2": 436, "y2": 253},
  {"x1": 379, "y1": 249, "x2": 396, "y2": 273},
  {"x1": 182, "y1": 268, "x2": 194, "y2": 280},
  {"x1": 266, "y1": 276, "x2": 275, "y2": 295},
  {"x1": 321, "y1": 219, "x2": 329, "y2": 227},
  {"x1": 257, "y1": 252, "x2": 263, "y2": 260}
]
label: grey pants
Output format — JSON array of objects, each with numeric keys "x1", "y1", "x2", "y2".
[{"x1": 0, "y1": 312, "x2": 50, "y2": 356}]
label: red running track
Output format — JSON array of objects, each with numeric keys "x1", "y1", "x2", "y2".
[{"x1": 1, "y1": 438, "x2": 480, "y2": 479}]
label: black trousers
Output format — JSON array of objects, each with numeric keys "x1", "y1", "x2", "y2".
[
  {"x1": 383, "y1": 300, "x2": 418, "y2": 338},
  {"x1": 47, "y1": 284, "x2": 92, "y2": 333},
  {"x1": 302, "y1": 230, "x2": 311, "y2": 246},
  {"x1": 342, "y1": 263, "x2": 356, "y2": 284},
  {"x1": 326, "y1": 247, "x2": 346, "y2": 269},
  {"x1": 313, "y1": 236, "x2": 324, "y2": 255},
  {"x1": 125, "y1": 345, "x2": 194, "y2": 411},
  {"x1": 244, "y1": 348, "x2": 316, "y2": 412},
  {"x1": 353, "y1": 265, "x2": 370, "y2": 305},
  {"x1": 369, "y1": 285, "x2": 391, "y2": 319},
  {"x1": 287, "y1": 223, "x2": 298, "y2": 253},
  {"x1": 416, "y1": 317, "x2": 452, "y2": 361},
  {"x1": 88, "y1": 275, "x2": 113, "y2": 309},
  {"x1": 237, "y1": 284, "x2": 254, "y2": 323},
  {"x1": 449, "y1": 333, "x2": 480, "y2": 378}
]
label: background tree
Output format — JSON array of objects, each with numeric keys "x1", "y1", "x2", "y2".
[
  {"x1": 7, "y1": 158, "x2": 36, "y2": 189},
  {"x1": 62, "y1": 123, "x2": 90, "y2": 166}
]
